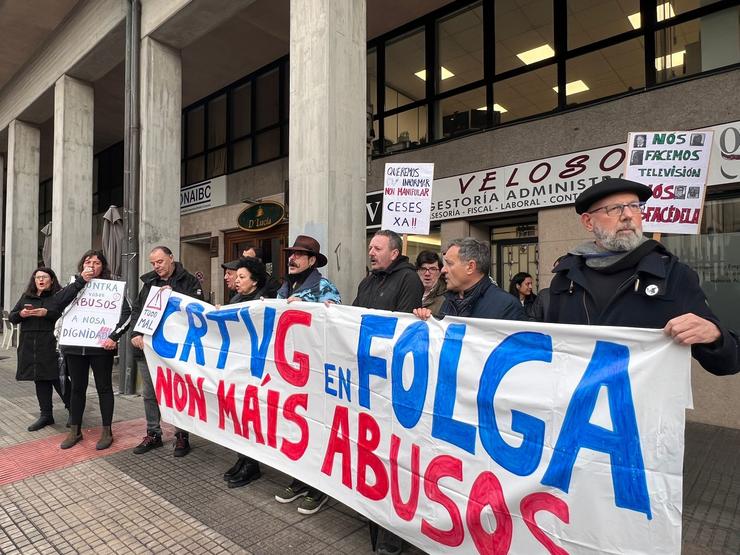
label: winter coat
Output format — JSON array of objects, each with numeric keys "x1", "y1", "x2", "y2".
[
  {"x1": 9, "y1": 290, "x2": 62, "y2": 381},
  {"x1": 439, "y1": 277, "x2": 526, "y2": 321},
  {"x1": 422, "y1": 278, "x2": 447, "y2": 317},
  {"x1": 277, "y1": 269, "x2": 341, "y2": 303},
  {"x1": 547, "y1": 245, "x2": 739, "y2": 376},
  {"x1": 352, "y1": 256, "x2": 423, "y2": 313}
]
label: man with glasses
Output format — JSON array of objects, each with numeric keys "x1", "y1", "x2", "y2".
[
  {"x1": 547, "y1": 178, "x2": 738, "y2": 376},
  {"x1": 416, "y1": 250, "x2": 446, "y2": 316}
]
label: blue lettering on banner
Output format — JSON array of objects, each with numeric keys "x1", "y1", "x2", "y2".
[
  {"x1": 541, "y1": 340, "x2": 651, "y2": 519},
  {"x1": 478, "y1": 332, "x2": 552, "y2": 476},
  {"x1": 180, "y1": 302, "x2": 208, "y2": 365},
  {"x1": 432, "y1": 323, "x2": 476, "y2": 454},
  {"x1": 325, "y1": 363, "x2": 338, "y2": 396},
  {"x1": 357, "y1": 315, "x2": 398, "y2": 409},
  {"x1": 206, "y1": 307, "x2": 240, "y2": 369},
  {"x1": 391, "y1": 322, "x2": 429, "y2": 428},
  {"x1": 240, "y1": 306, "x2": 275, "y2": 379},
  {"x1": 152, "y1": 297, "x2": 182, "y2": 358}
]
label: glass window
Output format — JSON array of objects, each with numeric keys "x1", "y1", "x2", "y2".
[
  {"x1": 385, "y1": 28, "x2": 426, "y2": 110},
  {"x1": 255, "y1": 128, "x2": 281, "y2": 163},
  {"x1": 231, "y1": 83, "x2": 251, "y2": 138},
  {"x1": 186, "y1": 156, "x2": 205, "y2": 185},
  {"x1": 662, "y1": 196, "x2": 740, "y2": 331},
  {"x1": 669, "y1": 0, "x2": 724, "y2": 17},
  {"x1": 567, "y1": 0, "x2": 640, "y2": 49},
  {"x1": 207, "y1": 148, "x2": 226, "y2": 178},
  {"x1": 186, "y1": 106, "x2": 204, "y2": 156},
  {"x1": 256, "y1": 69, "x2": 279, "y2": 130},
  {"x1": 655, "y1": 9, "x2": 740, "y2": 84},
  {"x1": 495, "y1": 0, "x2": 554, "y2": 74},
  {"x1": 208, "y1": 95, "x2": 227, "y2": 147},
  {"x1": 566, "y1": 39, "x2": 645, "y2": 105},
  {"x1": 437, "y1": 3, "x2": 484, "y2": 93},
  {"x1": 494, "y1": 64, "x2": 557, "y2": 123},
  {"x1": 368, "y1": 49, "x2": 378, "y2": 115},
  {"x1": 435, "y1": 87, "x2": 487, "y2": 140},
  {"x1": 384, "y1": 106, "x2": 427, "y2": 151}
]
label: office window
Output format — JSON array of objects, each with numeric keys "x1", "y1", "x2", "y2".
[
  {"x1": 385, "y1": 28, "x2": 426, "y2": 111},
  {"x1": 233, "y1": 138, "x2": 252, "y2": 170},
  {"x1": 255, "y1": 128, "x2": 281, "y2": 163},
  {"x1": 566, "y1": 39, "x2": 645, "y2": 105},
  {"x1": 670, "y1": 0, "x2": 724, "y2": 17},
  {"x1": 495, "y1": 0, "x2": 554, "y2": 74},
  {"x1": 437, "y1": 3, "x2": 484, "y2": 93},
  {"x1": 232, "y1": 83, "x2": 252, "y2": 139},
  {"x1": 38, "y1": 179, "x2": 52, "y2": 228},
  {"x1": 256, "y1": 69, "x2": 279, "y2": 130},
  {"x1": 384, "y1": 106, "x2": 427, "y2": 150},
  {"x1": 494, "y1": 64, "x2": 557, "y2": 124},
  {"x1": 435, "y1": 87, "x2": 487, "y2": 140},
  {"x1": 186, "y1": 106, "x2": 204, "y2": 156},
  {"x1": 567, "y1": 0, "x2": 640, "y2": 49},
  {"x1": 368, "y1": 48, "x2": 378, "y2": 115}
]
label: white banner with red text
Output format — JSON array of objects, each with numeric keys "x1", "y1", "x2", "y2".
[{"x1": 143, "y1": 294, "x2": 691, "y2": 555}]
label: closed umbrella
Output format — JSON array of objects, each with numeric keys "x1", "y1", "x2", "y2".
[
  {"x1": 41, "y1": 221, "x2": 52, "y2": 267},
  {"x1": 102, "y1": 205, "x2": 124, "y2": 279}
]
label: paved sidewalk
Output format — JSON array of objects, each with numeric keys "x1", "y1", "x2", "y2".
[{"x1": 0, "y1": 347, "x2": 737, "y2": 554}]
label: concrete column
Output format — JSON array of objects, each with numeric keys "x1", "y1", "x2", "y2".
[
  {"x1": 4, "y1": 121, "x2": 40, "y2": 309},
  {"x1": 289, "y1": 0, "x2": 367, "y2": 301},
  {"x1": 52, "y1": 75, "x2": 94, "y2": 281},
  {"x1": 139, "y1": 36, "x2": 181, "y2": 270}
]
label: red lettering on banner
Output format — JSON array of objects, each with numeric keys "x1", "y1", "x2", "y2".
[
  {"x1": 466, "y1": 471, "x2": 513, "y2": 555},
  {"x1": 560, "y1": 155, "x2": 589, "y2": 179},
  {"x1": 155, "y1": 366, "x2": 173, "y2": 407},
  {"x1": 217, "y1": 380, "x2": 242, "y2": 435},
  {"x1": 173, "y1": 373, "x2": 187, "y2": 412},
  {"x1": 241, "y1": 385, "x2": 265, "y2": 444},
  {"x1": 521, "y1": 492, "x2": 570, "y2": 555},
  {"x1": 281, "y1": 393, "x2": 309, "y2": 460},
  {"x1": 357, "y1": 413, "x2": 389, "y2": 501},
  {"x1": 321, "y1": 405, "x2": 353, "y2": 488},
  {"x1": 390, "y1": 434, "x2": 420, "y2": 521},
  {"x1": 185, "y1": 375, "x2": 206, "y2": 420},
  {"x1": 155, "y1": 367, "x2": 206, "y2": 422},
  {"x1": 274, "y1": 310, "x2": 312, "y2": 386},
  {"x1": 421, "y1": 455, "x2": 464, "y2": 547},
  {"x1": 267, "y1": 389, "x2": 279, "y2": 448}
]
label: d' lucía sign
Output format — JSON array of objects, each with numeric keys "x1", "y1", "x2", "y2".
[
  {"x1": 381, "y1": 162, "x2": 434, "y2": 235},
  {"x1": 625, "y1": 131, "x2": 714, "y2": 234},
  {"x1": 238, "y1": 201, "x2": 286, "y2": 232}
]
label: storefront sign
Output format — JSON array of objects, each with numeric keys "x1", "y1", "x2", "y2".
[
  {"x1": 626, "y1": 131, "x2": 713, "y2": 234},
  {"x1": 59, "y1": 279, "x2": 126, "y2": 347},
  {"x1": 180, "y1": 175, "x2": 227, "y2": 215},
  {"x1": 238, "y1": 201, "x2": 286, "y2": 232},
  {"x1": 381, "y1": 162, "x2": 434, "y2": 235},
  {"x1": 143, "y1": 295, "x2": 691, "y2": 555},
  {"x1": 364, "y1": 119, "x2": 739, "y2": 226}
]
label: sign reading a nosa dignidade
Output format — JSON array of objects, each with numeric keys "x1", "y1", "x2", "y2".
[
  {"x1": 143, "y1": 294, "x2": 691, "y2": 555},
  {"x1": 59, "y1": 279, "x2": 126, "y2": 347},
  {"x1": 381, "y1": 162, "x2": 434, "y2": 235}
]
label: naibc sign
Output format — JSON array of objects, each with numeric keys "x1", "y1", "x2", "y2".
[
  {"x1": 139, "y1": 295, "x2": 691, "y2": 554},
  {"x1": 180, "y1": 175, "x2": 227, "y2": 215}
]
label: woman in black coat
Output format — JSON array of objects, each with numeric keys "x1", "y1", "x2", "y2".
[{"x1": 9, "y1": 267, "x2": 67, "y2": 431}]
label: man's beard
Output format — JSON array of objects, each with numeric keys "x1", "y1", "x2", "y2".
[{"x1": 593, "y1": 222, "x2": 643, "y2": 252}]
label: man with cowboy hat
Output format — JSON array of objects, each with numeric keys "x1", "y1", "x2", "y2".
[
  {"x1": 547, "y1": 177, "x2": 738, "y2": 376},
  {"x1": 273, "y1": 235, "x2": 340, "y2": 515}
]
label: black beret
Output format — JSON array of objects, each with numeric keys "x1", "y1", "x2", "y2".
[
  {"x1": 221, "y1": 259, "x2": 240, "y2": 270},
  {"x1": 575, "y1": 178, "x2": 653, "y2": 214}
]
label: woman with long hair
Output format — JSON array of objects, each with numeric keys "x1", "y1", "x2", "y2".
[
  {"x1": 57, "y1": 250, "x2": 131, "y2": 450},
  {"x1": 9, "y1": 267, "x2": 67, "y2": 431},
  {"x1": 508, "y1": 271, "x2": 539, "y2": 320}
]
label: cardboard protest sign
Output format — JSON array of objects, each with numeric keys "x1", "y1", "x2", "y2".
[
  {"x1": 59, "y1": 279, "x2": 126, "y2": 347},
  {"x1": 625, "y1": 131, "x2": 714, "y2": 234},
  {"x1": 381, "y1": 163, "x2": 434, "y2": 235},
  {"x1": 134, "y1": 286, "x2": 172, "y2": 335},
  {"x1": 143, "y1": 295, "x2": 691, "y2": 555}
]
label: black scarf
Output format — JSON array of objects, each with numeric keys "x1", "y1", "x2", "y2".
[{"x1": 285, "y1": 266, "x2": 314, "y2": 291}]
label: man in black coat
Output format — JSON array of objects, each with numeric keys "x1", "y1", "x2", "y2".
[
  {"x1": 547, "y1": 178, "x2": 739, "y2": 376},
  {"x1": 129, "y1": 245, "x2": 204, "y2": 456}
]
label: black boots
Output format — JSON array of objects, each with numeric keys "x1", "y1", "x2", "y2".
[
  {"x1": 227, "y1": 459, "x2": 261, "y2": 488},
  {"x1": 27, "y1": 414, "x2": 54, "y2": 432},
  {"x1": 60, "y1": 425, "x2": 83, "y2": 449},
  {"x1": 223, "y1": 455, "x2": 247, "y2": 481}
]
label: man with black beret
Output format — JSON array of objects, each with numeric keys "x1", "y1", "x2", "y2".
[{"x1": 547, "y1": 178, "x2": 738, "y2": 376}]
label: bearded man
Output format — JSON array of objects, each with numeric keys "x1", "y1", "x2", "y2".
[{"x1": 547, "y1": 178, "x2": 738, "y2": 376}]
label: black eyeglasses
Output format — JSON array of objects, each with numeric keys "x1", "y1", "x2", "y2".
[{"x1": 588, "y1": 201, "x2": 645, "y2": 217}]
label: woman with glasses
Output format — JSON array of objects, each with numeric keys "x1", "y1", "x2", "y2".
[{"x1": 415, "y1": 250, "x2": 446, "y2": 317}]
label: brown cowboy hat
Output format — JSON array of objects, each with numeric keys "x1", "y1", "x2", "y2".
[{"x1": 283, "y1": 235, "x2": 328, "y2": 268}]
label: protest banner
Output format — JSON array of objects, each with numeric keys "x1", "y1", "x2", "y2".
[
  {"x1": 624, "y1": 130, "x2": 713, "y2": 234},
  {"x1": 143, "y1": 294, "x2": 691, "y2": 555},
  {"x1": 381, "y1": 162, "x2": 434, "y2": 235},
  {"x1": 59, "y1": 279, "x2": 126, "y2": 347},
  {"x1": 133, "y1": 286, "x2": 172, "y2": 335}
]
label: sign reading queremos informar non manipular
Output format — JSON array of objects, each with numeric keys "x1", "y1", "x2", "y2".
[
  {"x1": 59, "y1": 279, "x2": 126, "y2": 347},
  {"x1": 381, "y1": 162, "x2": 434, "y2": 235},
  {"x1": 138, "y1": 294, "x2": 691, "y2": 555},
  {"x1": 625, "y1": 131, "x2": 714, "y2": 234}
]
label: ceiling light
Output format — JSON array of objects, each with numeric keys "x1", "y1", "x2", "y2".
[
  {"x1": 477, "y1": 104, "x2": 508, "y2": 113},
  {"x1": 553, "y1": 80, "x2": 590, "y2": 96},
  {"x1": 655, "y1": 50, "x2": 686, "y2": 71},
  {"x1": 516, "y1": 44, "x2": 555, "y2": 65},
  {"x1": 414, "y1": 67, "x2": 455, "y2": 81},
  {"x1": 628, "y1": 2, "x2": 676, "y2": 29}
]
